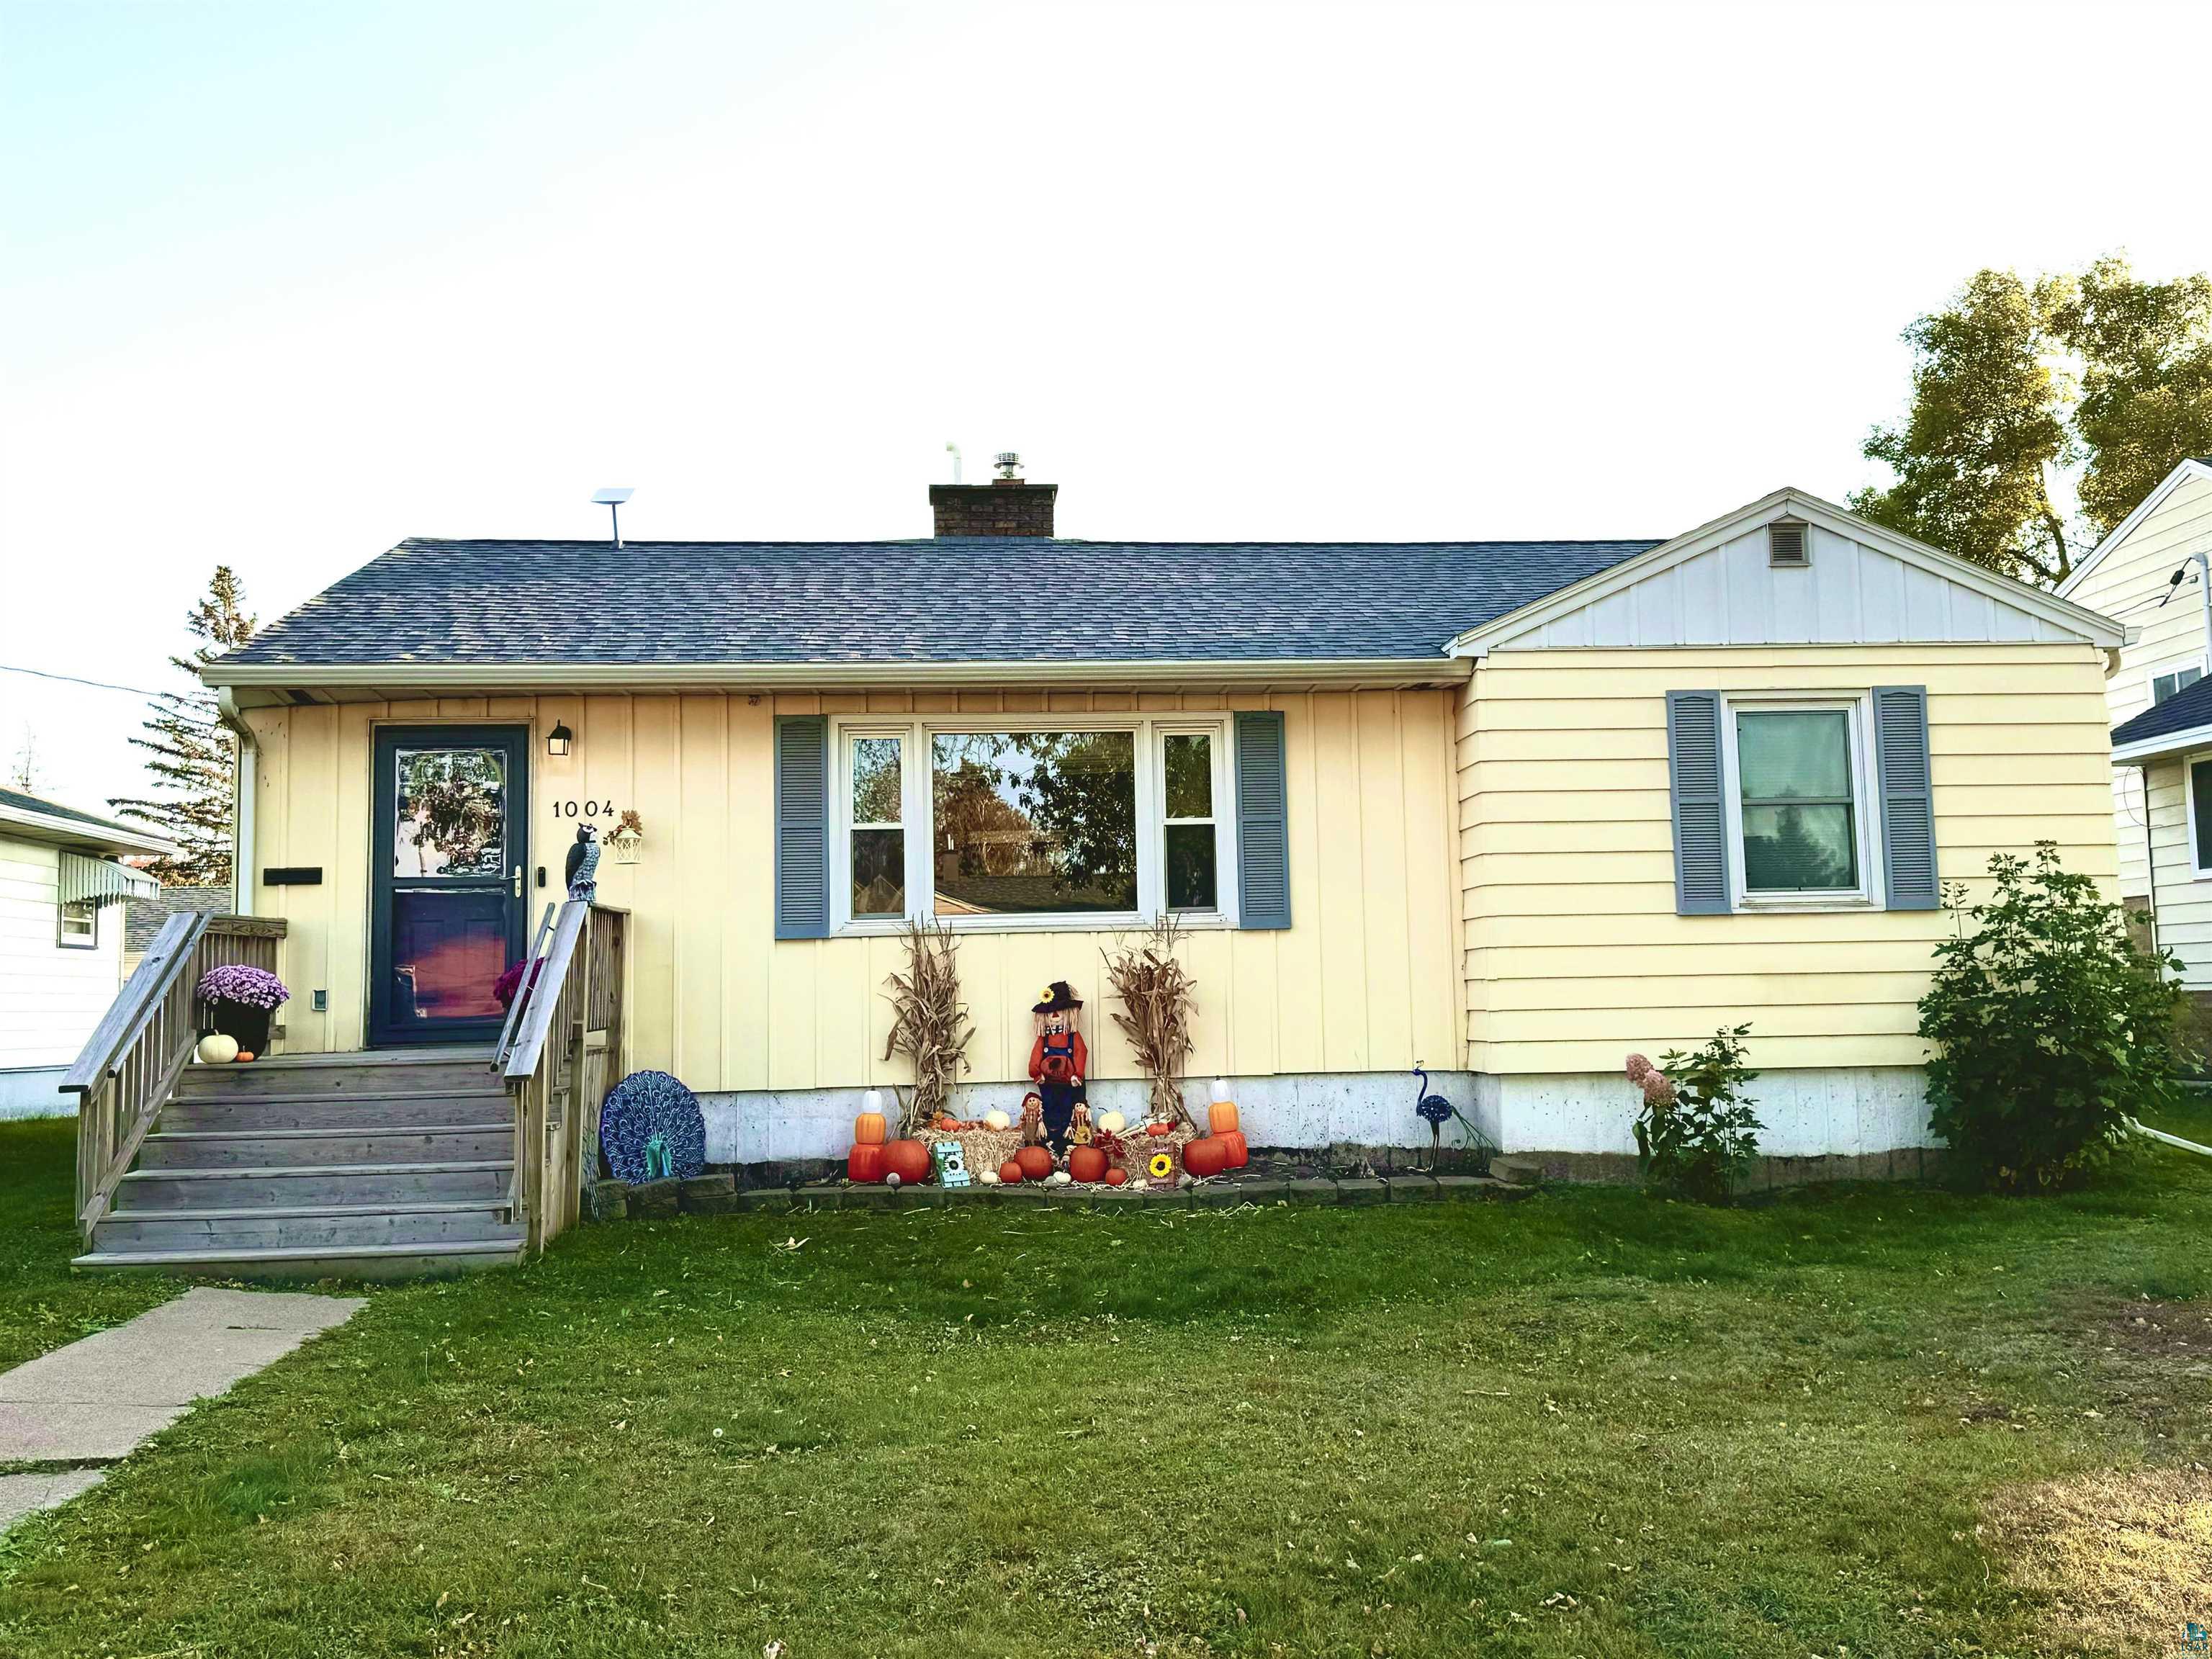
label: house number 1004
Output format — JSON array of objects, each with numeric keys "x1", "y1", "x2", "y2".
[{"x1": 554, "y1": 799, "x2": 618, "y2": 819}]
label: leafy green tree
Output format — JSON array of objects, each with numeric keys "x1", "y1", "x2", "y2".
[
  {"x1": 2044, "y1": 258, "x2": 2212, "y2": 538},
  {"x1": 1853, "y1": 258, "x2": 2212, "y2": 585},
  {"x1": 109, "y1": 567, "x2": 256, "y2": 886},
  {"x1": 1853, "y1": 270, "x2": 2073, "y2": 585}
]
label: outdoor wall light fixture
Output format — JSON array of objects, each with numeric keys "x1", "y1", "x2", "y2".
[{"x1": 547, "y1": 722, "x2": 574, "y2": 757}]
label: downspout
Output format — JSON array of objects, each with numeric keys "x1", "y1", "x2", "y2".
[
  {"x1": 2139, "y1": 762, "x2": 2159, "y2": 959},
  {"x1": 217, "y1": 688, "x2": 256, "y2": 917}
]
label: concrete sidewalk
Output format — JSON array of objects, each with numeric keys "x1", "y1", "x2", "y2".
[{"x1": 0, "y1": 1286, "x2": 363, "y2": 1532}]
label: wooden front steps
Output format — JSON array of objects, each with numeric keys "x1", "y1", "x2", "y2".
[{"x1": 73, "y1": 1049, "x2": 523, "y2": 1281}]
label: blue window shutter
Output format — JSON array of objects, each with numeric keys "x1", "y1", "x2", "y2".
[
  {"x1": 1874, "y1": 685, "x2": 1938, "y2": 910},
  {"x1": 775, "y1": 716, "x2": 830, "y2": 939},
  {"x1": 1666, "y1": 691, "x2": 1730, "y2": 915},
  {"x1": 1234, "y1": 710, "x2": 1291, "y2": 930}
]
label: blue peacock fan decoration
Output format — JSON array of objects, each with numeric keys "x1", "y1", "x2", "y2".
[
  {"x1": 1413, "y1": 1062, "x2": 1501, "y2": 1173},
  {"x1": 599, "y1": 1069, "x2": 706, "y2": 1185}
]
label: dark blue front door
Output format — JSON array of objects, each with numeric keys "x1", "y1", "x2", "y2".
[{"x1": 369, "y1": 725, "x2": 529, "y2": 1046}]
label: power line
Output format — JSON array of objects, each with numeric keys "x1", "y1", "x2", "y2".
[{"x1": 0, "y1": 662, "x2": 222, "y2": 727}]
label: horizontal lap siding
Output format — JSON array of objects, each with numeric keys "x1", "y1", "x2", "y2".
[
  {"x1": 1457, "y1": 644, "x2": 2116, "y2": 1075},
  {"x1": 0, "y1": 839, "x2": 123, "y2": 1069},
  {"x1": 245, "y1": 690, "x2": 1465, "y2": 1091},
  {"x1": 2062, "y1": 471, "x2": 2212, "y2": 902},
  {"x1": 2141, "y1": 757, "x2": 2212, "y2": 986}
]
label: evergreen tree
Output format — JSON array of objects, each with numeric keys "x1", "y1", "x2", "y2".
[{"x1": 109, "y1": 567, "x2": 256, "y2": 886}]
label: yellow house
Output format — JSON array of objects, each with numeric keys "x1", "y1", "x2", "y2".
[{"x1": 200, "y1": 474, "x2": 2125, "y2": 1171}]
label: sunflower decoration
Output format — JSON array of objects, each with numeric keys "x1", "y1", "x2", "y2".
[{"x1": 1146, "y1": 1146, "x2": 1179, "y2": 1184}]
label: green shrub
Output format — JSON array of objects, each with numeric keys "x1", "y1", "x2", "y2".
[
  {"x1": 1919, "y1": 842, "x2": 2180, "y2": 1192},
  {"x1": 1626, "y1": 1024, "x2": 1761, "y2": 1204}
]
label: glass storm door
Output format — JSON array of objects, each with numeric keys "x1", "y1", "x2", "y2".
[{"x1": 370, "y1": 726, "x2": 529, "y2": 1046}]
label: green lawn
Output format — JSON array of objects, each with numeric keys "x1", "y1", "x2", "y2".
[
  {"x1": 0, "y1": 1115, "x2": 182, "y2": 1373},
  {"x1": 1, "y1": 1108, "x2": 2208, "y2": 1658}
]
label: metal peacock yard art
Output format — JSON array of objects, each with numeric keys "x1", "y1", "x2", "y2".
[{"x1": 1413, "y1": 1062, "x2": 1500, "y2": 1173}]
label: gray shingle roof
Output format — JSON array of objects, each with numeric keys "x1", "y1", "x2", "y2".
[
  {"x1": 2113, "y1": 673, "x2": 2212, "y2": 749},
  {"x1": 0, "y1": 786, "x2": 152, "y2": 840},
  {"x1": 218, "y1": 536, "x2": 1663, "y2": 670}
]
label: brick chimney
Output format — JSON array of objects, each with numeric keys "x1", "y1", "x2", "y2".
[{"x1": 930, "y1": 451, "x2": 1056, "y2": 536}]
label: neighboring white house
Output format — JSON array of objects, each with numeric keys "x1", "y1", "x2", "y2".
[
  {"x1": 0, "y1": 788, "x2": 175, "y2": 1119},
  {"x1": 2056, "y1": 457, "x2": 2212, "y2": 986}
]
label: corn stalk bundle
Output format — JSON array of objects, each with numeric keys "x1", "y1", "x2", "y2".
[
  {"x1": 1102, "y1": 919, "x2": 1198, "y2": 1129},
  {"x1": 881, "y1": 919, "x2": 975, "y2": 1136}
]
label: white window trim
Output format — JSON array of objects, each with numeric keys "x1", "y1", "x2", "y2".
[
  {"x1": 827, "y1": 713, "x2": 1238, "y2": 936},
  {"x1": 2185, "y1": 751, "x2": 2212, "y2": 881},
  {"x1": 58, "y1": 898, "x2": 98, "y2": 949},
  {"x1": 1719, "y1": 691, "x2": 1886, "y2": 913},
  {"x1": 2146, "y1": 658, "x2": 2208, "y2": 709}
]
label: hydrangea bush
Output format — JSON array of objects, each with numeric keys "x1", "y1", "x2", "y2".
[
  {"x1": 1625, "y1": 1025, "x2": 1761, "y2": 1205},
  {"x1": 197, "y1": 964, "x2": 289, "y2": 1010},
  {"x1": 598, "y1": 1069, "x2": 706, "y2": 1185}
]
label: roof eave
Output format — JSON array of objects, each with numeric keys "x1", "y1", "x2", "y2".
[
  {"x1": 201, "y1": 655, "x2": 1473, "y2": 699},
  {"x1": 0, "y1": 802, "x2": 179, "y2": 859},
  {"x1": 2113, "y1": 724, "x2": 2212, "y2": 765}
]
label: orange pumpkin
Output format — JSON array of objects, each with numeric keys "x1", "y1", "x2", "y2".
[
  {"x1": 1015, "y1": 1144, "x2": 1054, "y2": 1182},
  {"x1": 848, "y1": 1143, "x2": 887, "y2": 1182},
  {"x1": 1182, "y1": 1136, "x2": 1231, "y2": 1179},
  {"x1": 234, "y1": 1051, "x2": 256, "y2": 1063},
  {"x1": 1208, "y1": 1100, "x2": 1241, "y2": 1136},
  {"x1": 1219, "y1": 1130, "x2": 1249, "y2": 1169},
  {"x1": 998, "y1": 1159, "x2": 1026, "y2": 1184},
  {"x1": 1067, "y1": 1144, "x2": 1108, "y2": 1184},
  {"x1": 1102, "y1": 1166, "x2": 1128, "y2": 1187},
  {"x1": 853, "y1": 1111, "x2": 889, "y2": 1146},
  {"x1": 1146, "y1": 1122, "x2": 1172, "y2": 1136},
  {"x1": 881, "y1": 1138, "x2": 932, "y2": 1184}
]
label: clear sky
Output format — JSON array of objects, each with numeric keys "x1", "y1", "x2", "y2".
[{"x1": 4, "y1": 0, "x2": 2210, "y2": 813}]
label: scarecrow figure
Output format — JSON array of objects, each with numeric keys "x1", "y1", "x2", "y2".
[{"x1": 1028, "y1": 981, "x2": 1089, "y2": 1154}]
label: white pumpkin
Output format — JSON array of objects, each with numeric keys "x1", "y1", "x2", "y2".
[
  {"x1": 982, "y1": 1109, "x2": 1012, "y2": 1131},
  {"x1": 979, "y1": 1169, "x2": 1002, "y2": 1186},
  {"x1": 1047, "y1": 1170, "x2": 1071, "y2": 1185},
  {"x1": 196, "y1": 1033, "x2": 240, "y2": 1066},
  {"x1": 1095, "y1": 1110, "x2": 1128, "y2": 1136}
]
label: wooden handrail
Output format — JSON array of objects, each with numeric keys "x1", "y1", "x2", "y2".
[
  {"x1": 67, "y1": 911, "x2": 289, "y2": 1241},
  {"x1": 492, "y1": 902, "x2": 558, "y2": 1074},
  {"x1": 61, "y1": 912, "x2": 206, "y2": 1094},
  {"x1": 501, "y1": 901, "x2": 626, "y2": 1251}
]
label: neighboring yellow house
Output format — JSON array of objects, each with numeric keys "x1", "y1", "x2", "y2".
[{"x1": 201, "y1": 475, "x2": 2125, "y2": 1166}]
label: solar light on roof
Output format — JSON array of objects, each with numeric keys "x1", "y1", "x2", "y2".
[{"x1": 591, "y1": 487, "x2": 634, "y2": 547}]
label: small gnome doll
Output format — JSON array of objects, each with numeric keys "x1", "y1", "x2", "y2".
[{"x1": 1027, "y1": 981, "x2": 1089, "y2": 1154}]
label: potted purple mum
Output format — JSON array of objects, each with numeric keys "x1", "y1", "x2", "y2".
[{"x1": 198, "y1": 963, "x2": 289, "y2": 1056}]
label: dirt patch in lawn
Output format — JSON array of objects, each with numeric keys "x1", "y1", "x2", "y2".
[
  {"x1": 2057, "y1": 1295, "x2": 2212, "y2": 1460},
  {"x1": 1986, "y1": 1467, "x2": 2212, "y2": 1655}
]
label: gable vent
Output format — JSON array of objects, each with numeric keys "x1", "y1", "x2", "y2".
[{"x1": 1768, "y1": 520, "x2": 1810, "y2": 569}]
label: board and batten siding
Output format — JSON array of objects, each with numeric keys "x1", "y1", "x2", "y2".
[
  {"x1": 241, "y1": 688, "x2": 1464, "y2": 1091},
  {"x1": 1492, "y1": 522, "x2": 2087, "y2": 652},
  {"x1": 2058, "y1": 466, "x2": 2212, "y2": 907},
  {"x1": 1455, "y1": 643, "x2": 2118, "y2": 1076},
  {"x1": 0, "y1": 835, "x2": 123, "y2": 1071}
]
